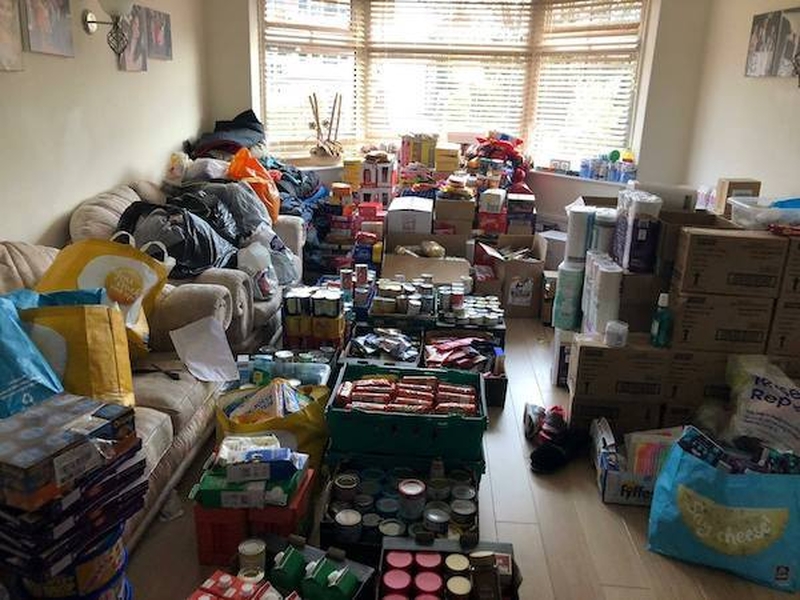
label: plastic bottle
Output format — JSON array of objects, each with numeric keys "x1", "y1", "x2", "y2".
[{"x1": 650, "y1": 293, "x2": 673, "y2": 348}]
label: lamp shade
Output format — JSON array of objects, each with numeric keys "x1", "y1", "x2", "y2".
[{"x1": 98, "y1": 0, "x2": 134, "y2": 17}]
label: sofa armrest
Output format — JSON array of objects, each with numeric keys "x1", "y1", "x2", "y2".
[
  {"x1": 194, "y1": 268, "x2": 254, "y2": 349},
  {"x1": 149, "y1": 283, "x2": 232, "y2": 352},
  {"x1": 274, "y1": 215, "x2": 305, "y2": 282}
]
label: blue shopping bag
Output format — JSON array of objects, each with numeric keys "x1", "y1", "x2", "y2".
[{"x1": 648, "y1": 443, "x2": 800, "y2": 592}]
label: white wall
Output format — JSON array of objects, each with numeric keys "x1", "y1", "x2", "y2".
[
  {"x1": 0, "y1": 0, "x2": 206, "y2": 246},
  {"x1": 687, "y1": 0, "x2": 800, "y2": 196}
]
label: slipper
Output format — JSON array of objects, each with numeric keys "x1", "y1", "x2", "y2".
[
  {"x1": 530, "y1": 425, "x2": 590, "y2": 475},
  {"x1": 536, "y1": 406, "x2": 568, "y2": 446}
]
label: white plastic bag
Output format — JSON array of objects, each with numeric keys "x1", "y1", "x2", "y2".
[
  {"x1": 238, "y1": 242, "x2": 279, "y2": 300},
  {"x1": 246, "y1": 224, "x2": 300, "y2": 285}
]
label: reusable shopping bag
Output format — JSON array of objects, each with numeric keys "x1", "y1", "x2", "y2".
[
  {"x1": 35, "y1": 235, "x2": 168, "y2": 357},
  {"x1": 228, "y1": 148, "x2": 280, "y2": 223},
  {"x1": 20, "y1": 305, "x2": 134, "y2": 406},
  {"x1": 648, "y1": 443, "x2": 800, "y2": 591},
  {"x1": 216, "y1": 385, "x2": 329, "y2": 470},
  {"x1": 0, "y1": 297, "x2": 63, "y2": 418}
]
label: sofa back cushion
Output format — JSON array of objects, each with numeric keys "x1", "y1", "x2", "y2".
[
  {"x1": 70, "y1": 185, "x2": 144, "y2": 242},
  {"x1": 0, "y1": 242, "x2": 58, "y2": 293}
]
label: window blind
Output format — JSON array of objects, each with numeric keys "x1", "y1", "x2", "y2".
[{"x1": 259, "y1": 0, "x2": 646, "y2": 162}]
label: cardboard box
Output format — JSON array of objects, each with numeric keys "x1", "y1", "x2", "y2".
[
  {"x1": 656, "y1": 211, "x2": 739, "y2": 280},
  {"x1": 713, "y1": 178, "x2": 761, "y2": 216},
  {"x1": 478, "y1": 210, "x2": 508, "y2": 234},
  {"x1": 381, "y1": 253, "x2": 470, "y2": 285},
  {"x1": 384, "y1": 232, "x2": 469, "y2": 258},
  {"x1": 591, "y1": 419, "x2": 654, "y2": 506},
  {"x1": 435, "y1": 197, "x2": 476, "y2": 222},
  {"x1": 567, "y1": 334, "x2": 670, "y2": 402},
  {"x1": 507, "y1": 220, "x2": 534, "y2": 236},
  {"x1": 550, "y1": 329, "x2": 573, "y2": 387},
  {"x1": 767, "y1": 296, "x2": 800, "y2": 356},
  {"x1": 385, "y1": 196, "x2": 433, "y2": 234},
  {"x1": 507, "y1": 193, "x2": 536, "y2": 214},
  {"x1": 772, "y1": 355, "x2": 800, "y2": 381},
  {"x1": 666, "y1": 350, "x2": 730, "y2": 405},
  {"x1": 618, "y1": 272, "x2": 666, "y2": 332},
  {"x1": 497, "y1": 234, "x2": 547, "y2": 318},
  {"x1": 672, "y1": 228, "x2": 788, "y2": 298},
  {"x1": 569, "y1": 396, "x2": 660, "y2": 434},
  {"x1": 671, "y1": 294, "x2": 775, "y2": 353},
  {"x1": 435, "y1": 143, "x2": 460, "y2": 172},
  {"x1": 473, "y1": 264, "x2": 502, "y2": 297},
  {"x1": 782, "y1": 237, "x2": 800, "y2": 299},
  {"x1": 434, "y1": 219, "x2": 473, "y2": 236}
]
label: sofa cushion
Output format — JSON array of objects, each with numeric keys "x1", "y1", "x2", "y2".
[
  {"x1": 133, "y1": 354, "x2": 220, "y2": 431},
  {"x1": 134, "y1": 406, "x2": 174, "y2": 476},
  {"x1": 70, "y1": 185, "x2": 141, "y2": 242},
  {"x1": 253, "y1": 291, "x2": 283, "y2": 329},
  {"x1": 0, "y1": 242, "x2": 57, "y2": 294}
]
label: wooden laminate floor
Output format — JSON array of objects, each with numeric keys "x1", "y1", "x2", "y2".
[{"x1": 128, "y1": 319, "x2": 791, "y2": 599}]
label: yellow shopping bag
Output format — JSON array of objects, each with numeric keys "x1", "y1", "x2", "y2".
[
  {"x1": 35, "y1": 236, "x2": 168, "y2": 357},
  {"x1": 20, "y1": 305, "x2": 135, "y2": 406},
  {"x1": 216, "y1": 385, "x2": 329, "y2": 470}
]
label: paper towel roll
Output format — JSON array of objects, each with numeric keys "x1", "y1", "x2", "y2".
[
  {"x1": 592, "y1": 262, "x2": 623, "y2": 334},
  {"x1": 614, "y1": 190, "x2": 663, "y2": 272},
  {"x1": 591, "y1": 208, "x2": 617, "y2": 255},
  {"x1": 553, "y1": 259, "x2": 585, "y2": 331},
  {"x1": 566, "y1": 206, "x2": 595, "y2": 261}
]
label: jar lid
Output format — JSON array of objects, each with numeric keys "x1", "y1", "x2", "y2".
[
  {"x1": 414, "y1": 572, "x2": 443, "y2": 594},
  {"x1": 238, "y1": 539, "x2": 265, "y2": 556},
  {"x1": 450, "y1": 484, "x2": 476, "y2": 501},
  {"x1": 414, "y1": 552, "x2": 442, "y2": 570},
  {"x1": 354, "y1": 494, "x2": 374, "y2": 509},
  {"x1": 362, "y1": 512, "x2": 382, "y2": 528},
  {"x1": 335, "y1": 473, "x2": 360, "y2": 490},
  {"x1": 379, "y1": 519, "x2": 407, "y2": 537},
  {"x1": 335, "y1": 509, "x2": 362, "y2": 527},
  {"x1": 376, "y1": 497, "x2": 399, "y2": 514},
  {"x1": 385, "y1": 551, "x2": 413, "y2": 570},
  {"x1": 383, "y1": 569, "x2": 412, "y2": 592},
  {"x1": 445, "y1": 553, "x2": 470, "y2": 573},
  {"x1": 424, "y1": 508, "x2": 450, "y2": 525},
  {"x1": 446, "y1": 575, "x2": 472, "y2": 594},
  {"x1": 469, "y1": 550, "x2": 496, "y2": 567},
  {"x1": 425, "y1": 501, "x2": 451, "y2": 514},
  {"x1": 450, "y1": 499, "x2": 477, "y2": 516},
  {"x1": 398, "y1": 479, "x2": 426, "y2": 498}
]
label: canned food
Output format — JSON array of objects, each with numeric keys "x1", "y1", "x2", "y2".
[
  {"x1": 333, "y1": 473, "x2": 360, "y2": 502},
  {"x1": 445, "y1": 575, "x2": 472, "y2": 599},
  {"x1": 378, "y1": 518, "x2": 407, "y2": 537},
  {"x1": 445, "y1": 553, "x2": 470, "y2": 576},
  {"x1": 407, "y1": 299, "x2": 421, "y2": 316},
  {"x1": 354, "y1": 285, "x2": 371, "y2": 307},
  {"x1": 451, "y1": 288, "x2": 464, "y2": 311},
  {"x1": 297, "y1": 352, "x2": 316, "y2": 363},
  {"x1": 420, "y1": 273, "x2": 434, "y2": 285},
  {"x1": 415, "y1": 552, "x2": 443, "y2": 572},
  {"x1": 407, "y1": 522, "x2": 427, "y2": 539},
  {"x1": 394, "y1": 273, "x2": 406, "y2": 282},
  {"x1": 284, "y1": 291, "x2": 302, "y2": 316},
  {"x1": 448, "y1": 470, "x2": 472, "y2": 485},
  {"x1": 353, "y1": 494, "x2": 374, "y2": 513},
  {"x1": 274, "y1": 350, "x2": 295, "y2": 363},
  {"x1": 438, "y1": 288, "x2": 451, "y2": 312},
  {"x1": 423, "y1": 508, "x2": 450, "y2": 535},
  {"x1": 376, "y1": 497, "x2": 400, "y2": 518},
  {"x1": 385, "y1": 551, "x2": 413, "y2": 570},
  {"x1": 425, "y1": 500, "x2": 451, "y2": 514},
  {"x1": 355, "y1": 263, "x2": 369, "y2": 285},
  {"x1": 449, "y1": 499, "x2": 477, "y2": 526},
  {"x1": 395, "y1": 295, "x2": 409, "y2": 314},
  {"x1": 382, "y1": 569, "x2": 412, "y2": 595},
  {"x1": 398, "y1": 479, "x2": 427, "y2": 521},
  {"x1": 427, "y1": 478, "x2": 450, "y2": 500},
  {"x1": 334, "y1": 509, "x2": 362, "y2": 544},
  {"x1": 419, "y1": 283, "x2": 434, "y2": 297},
  {"x1": 451, "y1": 484, "x2": 476, "y2": 501},
  {"x1": 420, "y1": 295, "x2": 434, "y2": 314},
  {"x1": 238, "y1": 538, "x2": 266, "y2": 572},
  {"x1": 414, "y1": 572, "x2": 443, "y2": 595},
  {"x1": 328, "y1": 500, "x2": 352, "y2": 517},
  {"x1": 340, "y1": 268, "x2": 353, "y2": 291}
]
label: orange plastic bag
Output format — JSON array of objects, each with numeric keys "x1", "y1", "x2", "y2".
[{"x1": 228, "y1": 148, "x2": 280, "y2": 223}]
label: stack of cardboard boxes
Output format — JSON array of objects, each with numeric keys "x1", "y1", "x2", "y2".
[
  {"x1": 342, "y1": 156, "x2": 398, "y2": 205},
  {"x1": 567, "y1": 225, "x2": 800, "y2": 433}
]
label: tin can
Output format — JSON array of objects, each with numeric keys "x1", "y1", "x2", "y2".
[
  {"x1": 376, "y1": 497, "x2": 400, "y2": 518},
  {"x1": 451, "y1": 484, "x2": 476, "y2": 501},
  {"x1": 274, "y1": 350, "x2": 295, "y2": 363},
  {"x1": 445, "y1": 553, "x2": 470, "y2": 577},
  {"x1": 451, "y1": 287, "x2": 464, "y2": 311},
  {"x1": 449, "y1": 499, "x2": 477, "y2": 526},
  {"x1": 334, "y1": 509, "x2": 362, "y2": 544},
  {"x1": 285, "y1": 291, "x2": 302, "y2": 316},
  {"x1": 438, "y1": 288, "x2": 451, "y2": 312},
  {"x1": 311, "y1": 290, "x2": 327, "y2": 317},
  {"x1": 355, "y1": 263, "x2": 369, "y2": 285},
  {"x1": 238, "y1": 538, "x2": 266, "y2": 572},
  {"x1": 354, "y1": 285, "x2": 370, "y2": 307},
  {"x1": 353, "y1": 494, "x2": 374, "y2": 513},
  {"x1": 297, "y1": 352, "x2": 316, "y2": 363},
  {"x1": 415, "y1": 552, "x2": 443, "y2": 573},
  {"x1": 445, "y1": 575, "x2": 472, "y2": 599},
  {"x1": 385, "y1": 551, "x2": 413, "y2": 571},
  {"x1": 328, "y1": 501, "x2": 351, "y2": 519},
  {"x1": 340, "y1": 268, "x2": 353, "y2": 291},
  {"x1": 419, "y1": 283, "x2": 434, "y2": 297},
  {"x1": 333, "y1": 473, "x2": 360, "y2": 502},
  {"x1": 407, "y1": 299, "x2": 421, "y2": 316},
  {"x1": 394, "y1": 273, "x2": 406, "y2": 282},
  {"x1": 423, "y1": 508, "x2": 450, "y2": 535},
  {"x1": 420, "y1": 295, "x2": 434, "y2": 314},
  {"x1": 327, "y1": 290, "x2": 343, "y2": 316},
  {"x1": 425, "y1": 500, "x2": 451, "y2": 514},
  {"x1": 408, "y1": 522, "x2": 427, "y2": 539},
  {"x1": 448, "y1": 470, "x2": 472, "y2": 485},
  {"x1": 414, "y1": 572, "x2": 443, "y2": 596},
  {"x1": 420, "y1": 273, "x2": 434, "y2": 285},
  {"x1": 296, "y1": 289, "x2": 312, "y2": 315},
  {"x1": 395, "y1": 295, "x2": 409, "y2": 314},
  {"x1": 398, "y1": 479, "x2": 427, "y2": 521},
  {"x1": 459, "y1": 275, "x2": 473, "y2": 295},
  {"x1": 238, "y1": 568, "x2": 265, "y2": 585},
  {"x1": 379, "y1": 519, "x2": 407, "y2": 537},
  {"x1": 426, "y1": 478, "x2": 451, "y2": 500}
]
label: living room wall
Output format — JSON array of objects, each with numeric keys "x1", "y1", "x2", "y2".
[
  {"x1": 0, "y1": 0, "x2": 206, "y2": 246},
  {"x1": 686, "y1": 0, "x2": 800, "y2": 196}
]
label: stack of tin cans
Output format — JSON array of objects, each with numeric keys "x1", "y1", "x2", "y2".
[
  {"x1": 370, "y1": 273, "x2": 437, "y2": 317},
  {"x1": 283, "y1": 286, "x2": 346, "y2": 349},
  {"x1": 438, "y1": 292, "x2": 505, "y2": 327}
]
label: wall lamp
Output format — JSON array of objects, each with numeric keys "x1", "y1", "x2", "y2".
[{"x1": 82, "y1": 1, "x2": 135, "y2": 56}]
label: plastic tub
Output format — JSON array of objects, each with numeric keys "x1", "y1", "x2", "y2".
[
  {"x1": 728, "y1": 197, "x2": 800, "y2": 230},
  {"x1": 251, "y1": 360, "x2": 332, "y2": 386}
]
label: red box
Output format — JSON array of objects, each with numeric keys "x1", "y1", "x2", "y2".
[
  {"x1": 478, "y1": 210, "x2": 508, "y2": 234},
  {"x1": 357, "y1": 202, "x2": 383, "y2": 220},
  {"x1": 248, "y1": 469, "x2": 316, "y2": 537},
  {"x1": 194, "y1": 506, "x2": 248, "y2": 566}
]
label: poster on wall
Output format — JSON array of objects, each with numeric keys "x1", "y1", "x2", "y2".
[
  {"x1": 746, "y1": 8, "x2": 800, "y2": 77},
  {"x1": 22, "y1": 0, "x2": 73, "y2": 57},
  {"x1": 146, "y1": 8, "x2": 171, "y2": 60},
  {"x1": 0, "y1": 0, "x2": 23, "y2": 71},
  {"x1": 119, "y1": 4, "x2": 147, "y2": 72}
]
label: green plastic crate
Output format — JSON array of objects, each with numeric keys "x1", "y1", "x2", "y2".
[{"x1": 326, "y1": 364, "x2": 487, "y2": 461}]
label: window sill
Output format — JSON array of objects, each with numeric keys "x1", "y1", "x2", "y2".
[{"x1": 530, "y1": 170, "x2": 626, "y2": 189}]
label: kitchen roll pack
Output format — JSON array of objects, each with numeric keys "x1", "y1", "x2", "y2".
[
  {"x1": 612, "y1": 190, "x2": 663, "y2": 272},
  {"x1": 581, "y1": 251, "x2": 623, "y2": 335}
]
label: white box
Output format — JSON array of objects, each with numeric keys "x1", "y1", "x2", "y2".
[{"x1": 386, "y1": 196, "x2": 433, "y2": 234}]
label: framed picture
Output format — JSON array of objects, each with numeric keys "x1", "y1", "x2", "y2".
[
  {"x1": 746, "y1": 8, "x2": 800, "y2": 77},
  {"x1": 0, "y1": 0, "x2": 23, "y2": 71},
  {"x1": 22, "y1": 0, "x2": 73, "y2": 57},
  {"x1": 119, "y1": 4, "x2": 147, "y2": 72},
  {"x1": 146, "y1": 8, "x2": 171, "y2": 60}
]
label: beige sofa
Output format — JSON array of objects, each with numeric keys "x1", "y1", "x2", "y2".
[
  {"x1": 0, "y1": 241, "x2": 233, "y2": 549},
  {"x1": 69, "y1": 181, "x2": 306, "y2": 353}
]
